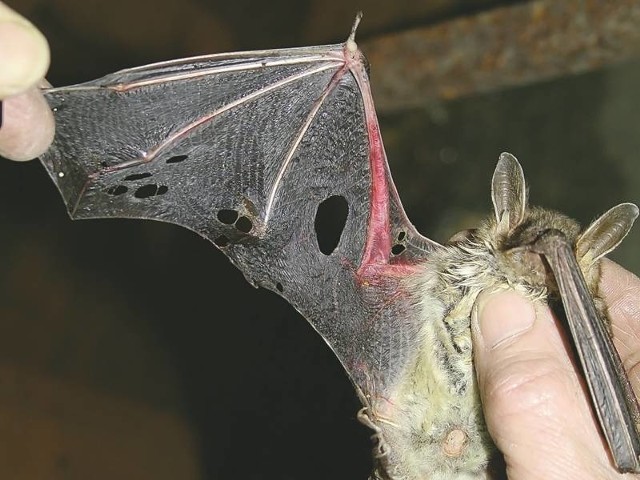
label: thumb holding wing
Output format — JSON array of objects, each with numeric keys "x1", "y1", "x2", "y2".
[{"x1": 0, "y1": 1, "x2": 53, "y2": 161}]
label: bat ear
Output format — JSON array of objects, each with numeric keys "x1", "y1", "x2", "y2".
[
  {"x1": 491, "y1": 152, "x2": 527, "y2": 235},
  {"x1": 576, "y1": 203, "x2": 639, "y2": 264}
]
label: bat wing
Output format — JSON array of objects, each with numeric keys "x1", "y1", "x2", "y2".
[{"x1": 39, "y1": 37, "x2": 440, "y2": 402}]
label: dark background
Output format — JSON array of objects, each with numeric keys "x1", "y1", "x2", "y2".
[{"x1": 1, "y1": 1, "x2": 640, "y2": 478}]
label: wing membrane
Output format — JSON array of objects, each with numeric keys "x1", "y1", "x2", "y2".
[{"x1": 40, "y1": 42, "x2": 438, "y2": 397}]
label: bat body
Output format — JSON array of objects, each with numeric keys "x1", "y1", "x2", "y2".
[
  {"x1": 38, "y1": 17, "x2": 640, "y2": 479},
  {"x1": 363, "y1": 155, "x2": 640, "y2": 479}
]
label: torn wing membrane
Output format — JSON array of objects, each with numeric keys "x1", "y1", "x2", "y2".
[
  {"x1": 41, "y1": 40, "x2": 437, "y2": 404},
  {"x1": 44, "y1": 58, "x2": 347, "y2": 222}
]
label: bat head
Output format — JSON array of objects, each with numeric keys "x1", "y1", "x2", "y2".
[{"x1": 473, "y1": 152, "x2": 638, "y2": 296}]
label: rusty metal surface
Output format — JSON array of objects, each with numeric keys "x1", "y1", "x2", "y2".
[{"x1": 362, "y1": 0, "x2": 640, "y2": 112}]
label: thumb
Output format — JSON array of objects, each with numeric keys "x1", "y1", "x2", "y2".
[
  {"x1": 472, "y1": 290, "x2": 619, "y2": 480},
  {"x1": 0, "y1": 2, "x2": 53, "y2": 160},
  {"x1": 0, "y1": 1, "x2": 49, "y2": 98}
]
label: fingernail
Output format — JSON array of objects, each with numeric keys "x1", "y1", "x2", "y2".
[
  {"x1": 472, "y1": 291, "x2": 535, "y2": 349},
  {"x1": 0, "y1": 8, "x2": 50, "y2": 97}
]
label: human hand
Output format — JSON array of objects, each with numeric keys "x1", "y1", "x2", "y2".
[
  {"x1": 0, "y1": 1, "x2": 53, "y2": 161},
  {"x1": 472, "y1": 259, "x2": 640, "y2": 479}
]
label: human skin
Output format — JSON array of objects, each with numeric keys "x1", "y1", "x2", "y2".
[
  {"x1": 0, "y1": 1, "x2": 54, "y2": 161},
  {"x1": 2, "y1": 3, "x2": 640, "y2": 477},
  {"x1": 473, "y1": 259, "x2": 640, "y2": 479}
]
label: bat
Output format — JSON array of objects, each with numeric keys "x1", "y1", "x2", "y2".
[{"x1": 37, "y1": 14, "x2": 640, "y2": 479}]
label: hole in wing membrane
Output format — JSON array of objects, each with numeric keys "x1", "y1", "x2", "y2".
[
  {"x1": 106, "y1": 185, "x2": 128, "y2": 196},
  {"x1": 134, "y1": 184, "x2": 168, "y2": 198},
  {"x1": 124, "y1": 172, "x2": 152, "y2": 181},
  {"x1": 166, "y1": 155, "x2": 188, "y2": 164},
  {"x1": 217, "y1": 209, "x2": 239, "y2": 225},
  {"x1": 235, "y1": 216, "x2": 253, "y2": 233},
  {"x1": 314, "y1": 195, "x2": 349, "y2": 255}
]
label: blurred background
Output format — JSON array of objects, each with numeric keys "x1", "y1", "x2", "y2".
[{"x1": 1, "y1": 0, "x2": 640, "y2": 478}]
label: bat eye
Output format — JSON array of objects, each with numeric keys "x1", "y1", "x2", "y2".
[{"x1": 314, "y1": 195, "x2": 348, "y2": 255}]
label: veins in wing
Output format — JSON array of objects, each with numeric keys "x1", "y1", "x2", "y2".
[
  {"x1": 71, "y1": 59, "x2": 343, "y2": 216},
  {"x1": 109, "y1": 55, "x2": 342, "y2": 91},
  {"x1": 264, "y1": 61, "x2": 353, "y2": 224},
  {"x1": 342, "y1": 48, "x2": 439, "y2": 275},
  {"x1": 45, "y1": 52, "x2": 344, "y2": 93},
  {"x1": 112, "y1": 63, "x2": 340, "y2": 169}
]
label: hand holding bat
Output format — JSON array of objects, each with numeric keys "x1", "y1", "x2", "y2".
[
  {"x1": 474, "y1": 261, "x2": 640, "y2": 479},
  {"x1": 4, "y1": 10, "x2": 640, "y2": 479}
]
